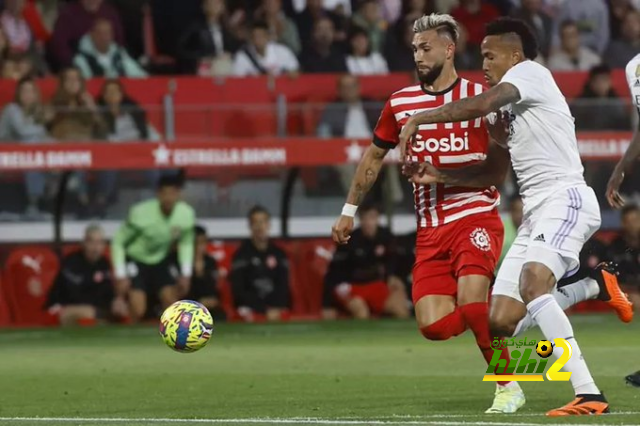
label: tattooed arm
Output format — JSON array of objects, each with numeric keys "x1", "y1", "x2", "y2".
[
  {"x1": 413, "y1": 141, "x2": 511, "y2": 188},
  {"x1": 399, "y1": 83, "x2": 521, "y2": 146},
  {"x1": 345, "y1": 145, "x2": 387, "y2": 205},
  {"x1": 332, "y1": 144, "x2": 388, "y2": 244}
]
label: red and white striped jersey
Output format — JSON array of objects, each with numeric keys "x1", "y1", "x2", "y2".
[{"x1": 373, "y1": 78, "x2": 500, "y2": 228}]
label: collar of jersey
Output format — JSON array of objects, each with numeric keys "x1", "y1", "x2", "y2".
[{"x1": 421, "y1": 77, "x2": 461, "y2": 96}]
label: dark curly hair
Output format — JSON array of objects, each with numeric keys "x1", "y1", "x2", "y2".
[{"x1": 486, "y1": 18, "x2": 539, "y2": 60}]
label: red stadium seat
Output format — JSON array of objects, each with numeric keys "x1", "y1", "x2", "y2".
[
  {"x1": 3, "y1": 246, "x2": 60, "y2": 326},
  {"x1": 297, "y1": 239, "x2": 335, "y2": 315},
  {"x1": 208, "y1": 240, "x2": 240, "y2": 320}
]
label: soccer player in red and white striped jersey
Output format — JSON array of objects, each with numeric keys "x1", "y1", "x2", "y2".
[{"x1": 331, "y1": 14, "x2": 525, "y2": 413}]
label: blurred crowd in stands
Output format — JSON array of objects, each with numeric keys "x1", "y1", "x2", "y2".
[
  {"x1": 0, "y1": 0, "x2": 639, "y2": 79},
  {"x1": 46, "y1": 185, "x2": 640, "y2": 325}
]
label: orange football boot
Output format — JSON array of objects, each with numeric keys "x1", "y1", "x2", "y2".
[
  {"x1": 593, "y1": 262, "x2": 633, "y2": 323},
  {"x1": 546, "y1": 394, "x2": 609, "y2": 417}
]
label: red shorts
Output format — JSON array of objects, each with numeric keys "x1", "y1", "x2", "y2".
[
  {"x1": 334, "y1": 281, "x2": 390, "y2": 315},
  {"x1": 412, "y1": 211, "x2": 504, "y2": 305}
]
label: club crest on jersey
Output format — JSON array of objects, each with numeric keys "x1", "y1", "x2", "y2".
[
  {"x1": 635, "y1": 64, "x2": 640, "y2": 77},
  {"x1": 470, "y1": 228, "x2": 491, "y2": 252}
]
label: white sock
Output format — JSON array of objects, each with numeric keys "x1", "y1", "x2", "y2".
[
  {"x1": 512, "y1": 278, "x2": 599, "y2": 337},
  {"x1": 527, "y1": 294, "x2": 600, "y2": 396}
]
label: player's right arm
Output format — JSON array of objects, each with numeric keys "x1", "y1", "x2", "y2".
[
  {"x1": 332, "y1": 99, "x2": 397, "y2": 245},
  {"x1": 607, "y1": 58, "x2": 640, "y2": 208}
]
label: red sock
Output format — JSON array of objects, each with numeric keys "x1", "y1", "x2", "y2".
[
  {"x1": 460, "y1": 302, "x2": 512, "y2": 386},
  {"x1": 420, "y1": 308, "x2": 467, "y2": 341}
]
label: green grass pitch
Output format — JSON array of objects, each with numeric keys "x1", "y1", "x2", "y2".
[{"x1": 0, "y1": 315, "x2": 638, "y2": 426}]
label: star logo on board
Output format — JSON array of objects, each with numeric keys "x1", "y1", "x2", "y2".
[
  {"x1": 345, "y1": 141, "x2": 365, "y2": 163},
  {"x1": 152, "y1": 144, "x2": 172, "y2": 165}
]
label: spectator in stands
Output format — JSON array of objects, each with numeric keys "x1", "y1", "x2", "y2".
[
  {"x1": 608, "y1": 205, "x2": 640, "y2": 311},
  {"x1": 0, "y1": 26, "x2": 9, "y2": 60},
  {"x1": 399, "y1": 0, "x2": 436, "y2": 23},
  {"x1": 499, "y1": 194, "x2": 523, "y2": 268},
  {"x1": 609, "y1": 0, "x2": 636, "y2": 41},
  {"x1": 323, "y1": 204, "x2": 409, "y2": 320},
  {"x1": 72, "y1": 18, "x2": 147, "y2": 78},
  {"x1": 0, "y1": 0, "x2": 47, "y2": 75},
  {"x1": 0, "y1": 77, "x2": 54, "y2": 218},
  {"x1": 1, "y1": 0, "x2": 32, "y2": 53},
  {"x1": 294, "y1": 0, "x2": 346, "y2": 48},
  {"x1": 346, "y1": 26, "x2": 388, "y2": 75},
  {"x1": 453, "y1": 24, "x2": 482, "y2": 70},
  {"x1": 254, "y1": 0, "x2": 302, "y2": 55},
  {"x1": 177, "y1": 0, "x2": 240, "y2": 76},
  {"x1": 49, "y1": 66, "x2": 107, "y2": 141},
  {"x1": 351, "y1": 0, "x2": 386, "y2": 53},
  {"x1": 552, "y1": 0, "x2": 610, "y2": 55},
  {"x1": 111, "y1": 173, "x2": 195, "y2": 322},
  {"x1": 46, "y1": 224, "x2": 116, "y2": 326},
  {"x1": 378, "y1": 0, "x2": 403, "y2": 24},
  {"x1": 604, "y1": 10, "x2": 640, "y2": 68},
  {"x1": 233, "y1": 21, "x2": 299, "y2": 77},
  {"x1": 510, "y1": 0, "x2": 553, "y2": 58},
  {"x1": 547, "y1": 20, "x2": 601, "y2": 71},
  {"x1": 48, "y1": 0, "x2": 124, "y2": 70},
  {"x1": 300, "y1": 17, "x2": 347, "y2": 73},
  {"x1": 385, "y1": 17, "x2": 415, "y2": 72},
  {"x1": 0, "y1": 53, "x2": 31, "y2": 79},
  {"x1": 451, "y1": 0, "x2": 500, "y2": 48},
  {"x1": 317, "y1": 75, "x2": 379, "y2": 192},
  {"x1": 49, "y1": 67, "x2": 108, "y2": 216},
  {"x1": 229, "y1": 205, "x2": 291, "y2": 322},
  {"x1": 185, "y1": 225, "x2": 224, "y2": 320},
  {"x1": 106, "y1": 0, "x2": 146, "y2": 61},
  {"x1": 317, "y1": 75, "x2": 379, "y2": 139},
  {"x1": 571, "y1": 65, "x2": 629, "y2": 131},
  {"x1": 94, "y1": 79, "x2": 160, "y2": 214}
]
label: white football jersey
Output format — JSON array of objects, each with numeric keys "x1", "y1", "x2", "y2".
[
  {"x1": 625, "y1": 53, "x2": 640, "y2": 111},
  {"x1": 499, "y1": 60, "x2": 585, "y2": 214}
]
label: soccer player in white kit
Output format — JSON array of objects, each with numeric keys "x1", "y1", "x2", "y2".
[
  {"x1": 606, "y1": 52, "x2": 640, "y2": 388},
  {"x1": 399, "y1": 18, "x2": 634, "y2": 416}
]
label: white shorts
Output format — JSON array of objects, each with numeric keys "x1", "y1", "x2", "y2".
[{"x1": 493, "y1": 185, "x2": 601, "y2": 303}]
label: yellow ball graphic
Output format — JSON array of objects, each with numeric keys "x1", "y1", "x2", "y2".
[
  {"x1": 536, "y1": 340, "x2": 554, "y2": 358},
  {"x1": 159, "y1": 300, "x2": 214, "y2": 353}
]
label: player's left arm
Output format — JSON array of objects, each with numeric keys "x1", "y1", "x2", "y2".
[{"x1": 399, "y1": 83, "x2": 521, "y2": 146}]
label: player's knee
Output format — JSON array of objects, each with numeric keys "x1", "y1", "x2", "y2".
[
  {"x1": 488, "y1": 313, "x2": 516, "y2": 338},
  {"x1": 519, "y1": 263, "x2": 554, "y2": 304}
]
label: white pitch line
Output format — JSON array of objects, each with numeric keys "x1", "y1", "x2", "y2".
[{"x1": 0, "y1": 417, "x2": 632, "y2": 426}]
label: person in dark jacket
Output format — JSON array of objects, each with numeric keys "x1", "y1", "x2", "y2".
[
  {"x1": 299, "y1": 17, "x2": 347, "y2": 74},
  {"x1": 323, "y1": 204, "x2": 409, "y2": 319},
  {"x1": 229, "y1": 205, "x2": 290, "y2": 322},
  {"x1": 177, "y1": 0, "x2": 240, "y2": 74},
  {"x1": 46, "y1": 224, "x2": 117, "y2": 325}
]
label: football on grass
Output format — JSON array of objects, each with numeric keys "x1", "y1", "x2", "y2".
[{"x1": 159, "y1": 300, "x2": 214, "y2": 352}]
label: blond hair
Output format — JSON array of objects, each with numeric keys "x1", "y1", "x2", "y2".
[{"x1": 412, "y1": 13, "x2": 459, "y2": 43}]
